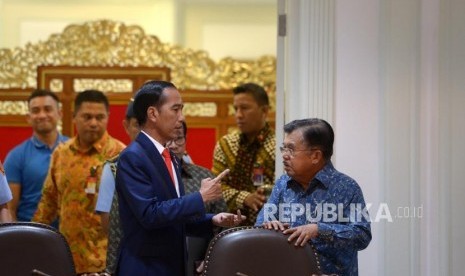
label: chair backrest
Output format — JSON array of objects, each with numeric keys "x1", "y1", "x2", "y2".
[
  {"x1": 186, "y1": 236, "x2": 209, "y2": 276},
  {"x1": 202, "y1": 226, "x2": 321, "y2": 276},
  {"x1": 0, "y1": 222, "x2": 76, "y2": 276}
]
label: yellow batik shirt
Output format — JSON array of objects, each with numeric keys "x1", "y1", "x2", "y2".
[
  {"x1": 33, "y1": 132, "x2": 125, "y2": 274},
  {"x1": 212, "y1": 123, "x2": 275, "y2": 225}
]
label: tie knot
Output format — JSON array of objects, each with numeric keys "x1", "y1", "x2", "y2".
[{"x1": 162, "y1": 148, "x2": 171, "y2": 159}]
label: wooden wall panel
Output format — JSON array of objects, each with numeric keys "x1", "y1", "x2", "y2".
[
  {"x1": 0, "y1": 20, "x2": 276, "y2": 168},
  {"x1": 0, "y1": 68, "x2": 275, "y2": 170}
]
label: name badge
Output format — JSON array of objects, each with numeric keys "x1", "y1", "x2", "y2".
[
  {"x1": 85, "y1": 166, "x2": 97, "y2": 194},
  {"x1": 85, "y1": 176, "x2": 96, "y2": 194}
]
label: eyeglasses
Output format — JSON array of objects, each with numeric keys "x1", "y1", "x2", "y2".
[
  {"x1": 167, "y1": 136, "x2": 186, "y2": 146},
  {"x1": 279, "y1": 145, "x2": 318, "y2": 157}
]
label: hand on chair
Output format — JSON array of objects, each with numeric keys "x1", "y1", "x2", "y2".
[
  {"x1": 262, "y1": 220, "x2": 290, "y2": 231},
  {"x1": 283, "y1": 224, "x2": 318, "y2": 247},
  {"x1": 263, "y1": 221, "x2": 318, "y2": 247},
  {"x1": 195, "y1": 260, "x2": 205, "y2": 274}
]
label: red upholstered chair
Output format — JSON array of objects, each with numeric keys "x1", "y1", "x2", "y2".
[
  {"x1": 202, "y1": 226, "x2": 321, "y2": 276},
  {"x1": 0, "y1": 222, "x2": 75, "y2": 276}
]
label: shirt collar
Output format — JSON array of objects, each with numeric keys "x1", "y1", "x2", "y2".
[
  {"x1": 286, "y1": 161, "x2": 335, "y2": 191},
  {"x1": 141, "y1": 130, "x2": 165, "y2": 154},
  {"x1": 313, "y1": 161, "x2": 335, "y2": 188},
  {"x1": 239, "y1": 122, "x2": 271, "y2": 146},
  {"x1": 71, "y1": 131, "x2": 109, "y2": 154},
  {"x1": 31, "y1": 133, "x2": 67, "y2": 150}
]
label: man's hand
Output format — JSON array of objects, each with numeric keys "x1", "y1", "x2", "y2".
[
  {"x1": 99, "y1": 212, "x2": 110, "y2": 235},
  {"x1": 195, "y1": 260, "x2": 205, "y2": 274},
  {"x1": 212, "y1": 209, "x2": 246, "y2": 227},
  {"x1": 283, "y1": 224, "x2": 318, "y2": 247},
  {"x1": 199, "y1": 169, "x2": 229, "y2": 203},
  {"x1": 243, "y1": 188, "x2": 266, "y2": 211},
  {"x1": 262, "y1": 220, "x2": 290, "y2": 231}
]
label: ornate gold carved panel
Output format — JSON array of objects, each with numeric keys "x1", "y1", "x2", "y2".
[
  {"x1": 0, "y1": 101, "x2": 28, "y2": 115},
  {"x1": 183, "y1": 103, "x2": 217, "y2": 117},
  {"x1": 0, "y1": 20, "x2": 276, "y2": 93},
  {"x1": 0, "y1": 20, "x2": 276, "y2": 164},
  {"x1": 37, "y1": 66, "x2": 170, "y2": 136},
  {"x1": 0, "y1": 89, "x2": 31, "y2": 127}
]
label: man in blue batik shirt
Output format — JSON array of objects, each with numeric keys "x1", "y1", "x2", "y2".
[{"x1": 256, "y1": 118, "x2": 371, "y2": 276}]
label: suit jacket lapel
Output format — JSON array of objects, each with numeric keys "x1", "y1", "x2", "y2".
[
  {"x1": 135, "y1": 133, "x2": 177, "y2": 198},
  {"x1": 172, "y1": 154, "x2": 185, "y2": 196}
]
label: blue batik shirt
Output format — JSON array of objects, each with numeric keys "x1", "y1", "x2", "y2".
[
  {"x1": 4, "y1": 134, "x2": 68, "y2": 221},
  {"x1": 256, "y1": 162, "x2": 371, "y2": 276}
]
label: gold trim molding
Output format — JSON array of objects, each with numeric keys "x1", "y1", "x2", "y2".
[
  {"x1": 183, "y1": 102, "x2": 217, "y2": 117},
  {"x1": 0, "y1": 101, "x2": 28, "y2": 115},
  {"x1": 0, "y1": 20, "x2": 276, "y2": 92},
  {"x1": 73, "y1": 79, "x2": 133, "y2": 93},
  {"x1": 50, "y1": 79, "x2": 64, "y2": 93}
]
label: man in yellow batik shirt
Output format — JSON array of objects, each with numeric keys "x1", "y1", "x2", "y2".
[
  {"x1": 33, "y1": 90, "x2": 125, "y2": 274},
  {"x1": 212, "y1": 83, "x2": 275, "y2": 225}
]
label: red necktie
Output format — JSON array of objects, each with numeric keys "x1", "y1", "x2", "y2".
[{"x1": 162, "y1": 148, "x2": 175, "y2": 185}]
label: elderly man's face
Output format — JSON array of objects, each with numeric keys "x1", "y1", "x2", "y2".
[{"x1": 281, "y1": 130, "x2": 320, "y2": 185}]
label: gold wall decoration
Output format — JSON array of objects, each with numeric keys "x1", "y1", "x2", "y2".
[
  {"x1": 228, "y1": 103, "x2": 235, "y2": 116},
  {"x1": 0, "y1": 20, "x2": 276, "y2": 95},
  {"x1": 73, "y1": 79, "x2": 133, "y2": 93},
  {"x1": 50, "y1": 79, "x2": 63, "y2": 93},
  {"x1": 0, "y1": 101, "x2": 28, "y2": 115},
  {"x1": 183, "y1": 102, "x2": 217, "y2": 117}
]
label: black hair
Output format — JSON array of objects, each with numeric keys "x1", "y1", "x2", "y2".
[
  {"x1": 133, "y1": 80, "x2": 177, "y2": 126},
  {"x1": 74, "y1": 90, "x2": 109, "y2": 114},
  {"x1": 125, "y1": 101, "x2": 136, "y2": 120},
  {"x1": 283, "y1": 118, "x2": 334, "y2": 160},
  {"x1": 232, "y1": 82, "x2": 269, "y2": 106},
  {"x1": 28, "y1": 89, "x2": 60, "y2": 107}
]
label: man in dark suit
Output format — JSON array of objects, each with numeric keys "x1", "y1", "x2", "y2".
[{"x1": 115, "y1": 80, "x2": 244, "y2": 276}]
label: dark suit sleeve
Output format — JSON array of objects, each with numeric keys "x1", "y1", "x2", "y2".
[
  {"x1": 116, "y1": 149, "x2": 208, "y2": 230},
  {"x1": 185, "y1": 213, "x2": 215, "y2": 238}
]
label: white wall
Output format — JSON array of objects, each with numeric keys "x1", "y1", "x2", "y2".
[
  {"x1": 335, "y1": 0, "x2": 381, "y2": 274},
  {"x1": 440, "y1": 0, "x2": 465, "y2": 274},
  {"x1": 0, "y1": 0, "x2": 176, "y2": 48},
  {"x1": 0, "y1": 0, "x2": 276, "y2": 61},
  {"x1": 180, "y1": 3, "x2": 276, "y2": 61},
  {"x1": 278, "y1": 0, "x2": 465, "y2": 275}
]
